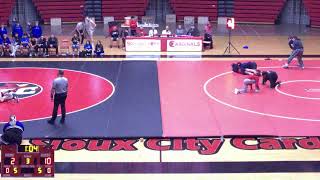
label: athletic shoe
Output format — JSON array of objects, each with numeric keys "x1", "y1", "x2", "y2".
[
  {"x1": 282, "y1": 64, "x2": 289, "y2": 69},
  {"x1": 47, "y1": 120, "x2": 54, "y2": 125},
  {"x1": 234, "y1": 88, "x2": 240, "y2": 94}
]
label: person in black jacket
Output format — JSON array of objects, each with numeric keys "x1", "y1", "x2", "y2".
[
  {"x1": 262, "y1": 71, "x2": 281, "y2": 88},
  {"x1": 38, "y1": 36, "x2": 48, "y2": 56},
  {"x1": 186, "y1": 25, "x2": 200, "y2": 37},
  {"x1": 120, "y1": 27, "x2": 129, "y2": 49},
  {"x1": 48, "y1": 34, "x2": 58, "y2": 55}
]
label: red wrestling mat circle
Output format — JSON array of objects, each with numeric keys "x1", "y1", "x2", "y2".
[
  {"x1": 204, "y1": 66, "x2": 320, "y2": 122},
  {"x1": 0, "y1": 67, "x2": 114, "y2": 123}
]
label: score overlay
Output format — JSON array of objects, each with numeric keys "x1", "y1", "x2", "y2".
[{"x1": 1, "y1": 145, "x2": 54, "y2": 177}]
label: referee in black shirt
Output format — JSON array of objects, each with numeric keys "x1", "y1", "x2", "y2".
[{"x1": 48, "y1": 70, "x2": 68, "y2": 124}]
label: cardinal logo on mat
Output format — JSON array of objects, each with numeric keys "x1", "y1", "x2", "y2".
[{"x1": 0, "y1": 82, "x2": 42, "y2": 99}]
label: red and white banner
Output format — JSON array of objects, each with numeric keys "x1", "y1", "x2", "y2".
[
  {"x1": 167, "y1": 39, "x2": 203, "y2": 52},
  {"x1": 126, "y1": 39, "x2": 161, "y2": 52}
]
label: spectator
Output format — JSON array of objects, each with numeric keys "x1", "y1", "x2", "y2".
[
  {"x1": 186, "y1": 25, "x2": 200, "y2": 37},
  {"x1": 48, "y1": 34, "x2": 58, "y2": 55},
  {"x1": 138, "y1": 27, "x2": 146, "y2": 37},
  {"x1": 20, "y1": 33, "x2": 30, "y2": 56},
  {"x1": 71, "y1": 33, "x2": 80, "y2": 56},
  {"x1": 0, "y1": 37, "x2": 3, "y2": 56},
  {"x1": 204, "y1": 23, "x2": 213, "y2": 35},
  {"x1": 13, "y1": 22, "x2": 23, "y2": 38},
  {"x1": 94, "y1": 40, "x2": 104, "y2": 57},
  {"x1": 2, "y1": 34, "x2": 11, "y2": 55},
  {"x1": 120, "y1": 27, "x2": 129, "y2": 49},
  {"x1": 0, "y1": 23, "x2": 7, "y2": 39},
  {"x1": 84, "y1": 40, "x2": 92, "y2": 57},
  {"x1": 11, "y1": 18, "x2": 18, "y2": 37},
  {"x1": 176, "y1": 24, "x2": 185, "y2": 36},
  {"x1": 161, "y1": 25, "x2": 172, "y2": 36},
  {"x1": 38, "y1": 36, "x2": 48, "y2": 56},
  {"x1": 11, "y1": 33, "x2": 21, "y2": 57},
  {"x1": 129, "y1": 16, "x2": 138, "y2": 36},
  {"x1": 148, "y1": 26, "x2": 158, "y2": 37},
  {"x1": 30, "y1": 37, "x2": 38, "y2": 57},
  {"x1": 75, "y1": 21, "x2": 85, "y2": 44},
  {"x1": 85, "y1": 16, "x2": 96, "y2": 46},
  {"x1": 32, "y1": 21, "x2": 42, "y2": 39},
  {"x1": 0, "y1": 115, "x2": 24, "y2": 145},
  {"x1": 109, "y1": 26, "x2": 120, "y2": 48},
  {"x1": 26, "y1": 22, "x2": 32, "y2": 38}
]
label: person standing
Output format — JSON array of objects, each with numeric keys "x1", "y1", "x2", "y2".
[
  {"x1": 48, "y1": 70, "x2": 68, "y2": 125},
  {"x1": 283, "y1": 36, "x2": 304, "y2": 69}
]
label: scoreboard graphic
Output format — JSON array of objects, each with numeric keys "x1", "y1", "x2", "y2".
[{"x1": 1, "y1": 145, "x2": 54, "y2": 177}]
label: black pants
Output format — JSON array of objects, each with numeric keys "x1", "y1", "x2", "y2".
[
  {"x1": 39, "y1": 44, "x2": 48, "y2": 54},
  {"x1": 76, "y1": 31, "x2": 84, "y2": 44},
  {"x1": 1, "y1": 128, "x2": 23, "y2": 145},
  {"x1": 269, "y1": 72, "x2": 279, "y2": 88},
  {"x1": 50, "y1": 93, "x2": 67, "y2": 122}
]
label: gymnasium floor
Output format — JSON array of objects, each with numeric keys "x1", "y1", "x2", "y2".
[{"x1": 1, "y1": 24, "x2": 320, "y2": 179}]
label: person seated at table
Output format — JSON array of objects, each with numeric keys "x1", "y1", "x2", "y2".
[
  {"x1": 38, "y1": 36, "x2": 48, "y2": 56},
  {"x1": 94, "y1": 40, "x2": 104, "y2": 57},
  {"x1": 11, "y1": 33, "x2": 21, "y2": 57},
  {"x1": 12, "y1": 22, "x2": 23, "y2": 38},
  {"x1": 20, "y1": 33, "x2": 30, "y2": 56},
  {"x1": 0, "y1": 23, "x2": 7, "y2": 39},
  {"x1": 161, "y1": 25, "x2": 171, "y2": 36},
  {"x1": 148, "y1": 26, "x2": 158, "y2": 37},
  {"x1": 30, "y1": 37, "x2": 38, "y2": 57},
  {"x1": 186, "y1": 25, "x2": 200, "y2": 37},
  {"x1": 84, "y1": 40, "x2": 93, "y2": 57},
  {"x1": 31, "y1": 21, "x2": 42, "y2": 39},
  {"x1": 71, "y1": 33, "x2": 80, "y2": 56},
  {"x1": 137, "y1": 27, "x2": 147, "y2": 37},
  {"x1": 203, "y1": 32, "x2": 213, "y2": 49},
  {"x1": 176, "y1": 24, "x2": 185, "y2": 36},
  {"x1": 130, "y1": 16, "x2": 138, "y2": 36},
  {"x1": 48, "y1": 34, "x2": 58, "y2": 55},
  {"x1": 2, "y1": 34, "x2": 11, "y2": 56},
  {"x1": 109, "y1": 26, "x2": 120, "y2": 48},
  {"x1": 120, "y1": 27, "x2": 129, "y2": 49}
]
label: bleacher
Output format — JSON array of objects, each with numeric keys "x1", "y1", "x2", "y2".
[
  {"x1": 101, "y1": 0, "x2": 148, "y2": 21},
  {"x1": 304, "y1": 0, "x2": 320, "y2": 28},
  {"x1": 32, "y1": 0, "x2": 85, "y2": 23},
  {"x1": 233, "y1": 0, "x2": 286, "y2": 24},
  {"x1": 169, "y1": 0, "x2": 218, "y2": 22},
  {"x1": 0, "y1": 0, "x2": 15, "y2": 24}
]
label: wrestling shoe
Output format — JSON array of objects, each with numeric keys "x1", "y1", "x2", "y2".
[
  {"x1": 282, "y1": 64, "x2": 289, "y2": 69},
  {"x1": 234, "y1": 88, "x2": 240, "y2": 94},
  {"x1": 14, "y1": 96, "x2": 19, "y2": 103}
]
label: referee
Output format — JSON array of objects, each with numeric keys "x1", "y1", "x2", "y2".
[{"x1": 48, "y1": 69, "x2": 68, "y2": 125}]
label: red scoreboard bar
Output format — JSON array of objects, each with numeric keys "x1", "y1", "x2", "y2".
[{"x1": 1, "y1": 145, "x2": 54, "y2": 177}]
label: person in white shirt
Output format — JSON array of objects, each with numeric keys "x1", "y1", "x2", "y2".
[
  {"x1": 161, "y1": 26, "x2": 171, "y2": 36},
  {"x1": 148, "y1": 26, "x2": 158, "y2": 37}
]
